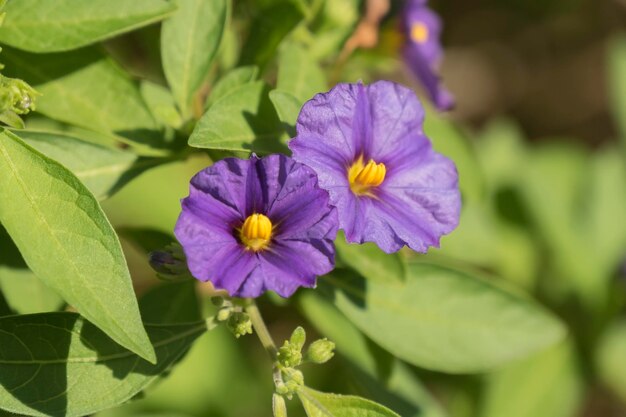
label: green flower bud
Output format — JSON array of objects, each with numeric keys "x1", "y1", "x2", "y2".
[
  {"x1": 305, "y1": 338, "x2": 335, "y2": 364},
  {"x1": 290, "y1": 326, "x2": 306, "y2": 349},
  {"x1": 272, "y1": 394, "x2": 287, "y2": 417},
  {"x1": 283, "y1": 368, "x2": 304, "y2": 395},
  {"x1": 216, "y1": 307, "x2": 231, "y2": 322},
  {"x1": 227, "y1": 311, "x2": 252, "y2": 338},
  {"x1": 211, "y1": 296, "x2": 225, "y2": 307}
]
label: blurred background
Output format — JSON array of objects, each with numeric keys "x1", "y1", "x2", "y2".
[{"x1": 75, "y1": 0, "x2": 626, "y2": 416}]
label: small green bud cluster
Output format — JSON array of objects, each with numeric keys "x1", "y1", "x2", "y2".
[
  {"x1": 0, "y1": 75, "x2": 39, "y2": 128},
  {"x1": 274, "y1": 327, "x2": 336, "y2": 403},
  {"x1": 148, "y1": 243, "x2": 190, "y2": 280},
  {"x1": 214, "y1": 298, "x2": 252, "y2": 338}
]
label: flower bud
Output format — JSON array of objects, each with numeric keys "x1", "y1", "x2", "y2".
[
  {"x1": 227, "y1": 311, "x2": 252, "y2": 338},
  {"x1": 305, "y1": 338, "x2": 335, "y2": 364},
  {"x1": 272, "y1": 394, "x2": 287, "y2": 417},
  {"x1": 148, "y1": 243, "x2": 189, "y2": 280},
  {"x1": 216, "y1": 307, "x2": 231, "y2": 322},
  {"x1": 289, "y1": 326, "x2": 306, "y2": 350}
]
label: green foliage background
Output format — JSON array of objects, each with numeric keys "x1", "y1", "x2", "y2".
[{"x1": 0, "y1": 0, "x2": 624, "y2": 416}]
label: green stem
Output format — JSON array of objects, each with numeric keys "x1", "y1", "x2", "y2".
[
  {"x1": 245, "y1": 299, "x2": 284, "y2": 387},
  {"x1": 246, "y1": 299, "x2": 278, "y2": 357}
]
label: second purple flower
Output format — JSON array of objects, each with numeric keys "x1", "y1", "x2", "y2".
[{"x1": 289, "y1": 81, "x2": 460, "y2": 254}]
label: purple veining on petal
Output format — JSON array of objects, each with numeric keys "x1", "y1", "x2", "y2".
[
  {"x1": 175, "y1": 154, "x2": 338, "y2": 298},
  {"x1": 289, "y1": 80, "x2": 461, "y2": 254}
]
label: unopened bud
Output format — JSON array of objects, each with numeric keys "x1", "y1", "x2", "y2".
[
  {"x1": 211, "y1": 296, "x2": 225, "y2": 307},
  {"x1": 290, "y1": 326, "x2": 306, "y2": 349},
  {"x1": 305, "y1": 338, "x2": 335, "y2": 364},
  {"x1": 148, "y1": 243, "x2": 189, "y2": 280},
  {"x1": 227, "y1": 311, "x2": 252, "y2": 338},
  {"x1": 216, "y1": 307, "x2": 231, "y2": 322}
]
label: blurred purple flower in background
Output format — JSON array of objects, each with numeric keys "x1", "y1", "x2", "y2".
[
  {"x1": 289, "y1": 81, "x2": 460, "y2": 254},
  {"x1": 402, "y1": 0, "x2": 454, "y2": 111},
  {"x1": 175, "y1": 155, "x2": 338, "y2": 298}
]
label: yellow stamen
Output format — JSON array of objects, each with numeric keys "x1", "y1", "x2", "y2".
[
  {"x1": 410, "y1": 22, "x2": 429, "y2": 44},
  {"x1": 348, "y1": 155, "x2": 386, "y2": 196},
  {"x1": 240, "y1": 213, "x2": 272, "y2": 252}
]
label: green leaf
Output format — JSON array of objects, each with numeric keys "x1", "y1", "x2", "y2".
[
  {"x1": 161, "y1": 0, "x2": 228, "y2": 116},
  {"x1": 334, "y1": 234, "x2": 405, "y2": 283},
  {"x1": 139, "y1": 281, "x2": 200, "y2": 325},
  {"x1": 0, "y1": 0, "x2": 175, "y2": 53},
  {"x1": 0, "y1": 312, "x2": 210, "y2": 417},
  {"x1": 238, "y1": 2, "x2": 305, "y2": 69},
  {"x1": 0, "y1": 226, "x2": 64, "y2": 315},
  {"x1": 206, "y1": 65, "x2": 259, "y2": 108},
  {"x1": 519, "y1": 144, "x2": 626, "y2": 309},
  {"x1": 322, "y1": 264, "x2": 566, "y2": 373},
  {"x1": 0, "y1": 130, "x2": 155, "y2": 362},
  {"x1": 299, "y1": 292, "x2": 447, "y2": 417},
  {"x1": 608, "y1": 34, "x2": 626, "y2": 144},
  {"x1": 189, "y1": 81, "x2": 286, "y2": 153},
  {"x1": 140, "y1": 81, "x2": 183, "y2": 129},
  {"x1": 276, "y1": 42, "x2": 326, "y2": 105},
  {"x1": 480, "y1": 341, "x2": 583, "y2": 417},
  {"x1": 306, "y1": 0, "x2": 359, "y2": 59},
  {"x1": 298, "y1": 387, "x2": 401, "y2": 417},
  {"x1": 13, "y1": 129, "x2": 161, "y2": 200},
  {"x1": 117, "y1": 227, "x2": 174, "y2": 254},
  {"x1": 597, "y1": 320, "x2": 626, "y2": 404},
  {"x1": 269, "y1": 89, "x2": 301, "y2": 136},
  {"x1": 1, "y1": 47, "x2": 168, "y2": 154}
]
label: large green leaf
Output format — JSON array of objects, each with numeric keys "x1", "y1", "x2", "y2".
[
  {"x1": 0, "y1": 226, "x2": 63, "y2": 315},
  {"x1": 189, "y1": 81, "x2": 286, "y2": 153},
  {"x1": 322, "y1": 264, "x2": 565, "y2": 373},
  {"x1": 276, "y1": 42, "x2": 326, "y2": 105},
  {"x1": 140, "y1": 81, "x2": 183, "y2": 129},
  {"x1": 0, "y1": 0, "x2": 175, "y2": 53},
  {"x1": 269, "y1": 89, "x2": 301, "y2": 136},
  {"x1": 0, "y1": 130, "x2": 155, "y2": 362},
  {"x1": 206, "y1": 65, "x2": 259, "y2": 108},
  {"x1": 480, "y1": 341, "x2": 583, "y2": 417},
  {"x1": 139, "y1": 281, "x2": 200, "y2": 325},
  {"x1": 1, "y1": 47, "x2": 167, "y2": 153},
  {"x1": 238, "y1": 2, "x2": 304, "y2": 69},
  {"x1": 520, "y1": 144, "x2": 626, "y2": 309},
  {"x1": 298, "y1": 387, "x2": 400, "y2": 417},
  {"x1": 14, "y1": 130, "x2": 161, "y2": 200},
  {"x1": 299, "y1": 292, "x2": 447, "y2": 417},
  {"x1": 334, "y1": 235, "x2": 405, "y2": 283},
  {"x1": 0, "y1": 313, "x2": 210, "y2": 417},
  {"x1": 161, "y1": 0, "x2": 227, "y2": 116}
]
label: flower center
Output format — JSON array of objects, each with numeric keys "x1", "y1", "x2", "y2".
[
  {"x1": 240, "y1": 213, "x2": 272, "y2": 252},
  {"x1": 348, "y1": 155, "x2": 386, "y2": 196},
  {"x1": 410, "y1": 22, "x2": 429, "y2": 44}
]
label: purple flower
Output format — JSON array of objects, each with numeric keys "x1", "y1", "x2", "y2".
[
  {"x1": 402, "y1": 0, "x2": 454, "y2": 111},
  {"x1": 289, "y1": 81, "x2": 460, "y2": 254},
  {"x1": 174, "y1": 154, "x2": 338, "y2": 298}
]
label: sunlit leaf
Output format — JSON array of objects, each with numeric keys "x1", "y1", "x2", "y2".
[
  {"x1": 0, "y1": 130, "x2": 155, "y2": 362},
  {"x1": 161, "y1": 0, "x2": 227, "y2": 116},
  {"x1": 322, "y1": 264, "x2": 565, "y2": 373},
  {"x1": 0, "y1": 0, "x2": 175, "y2": 52}
]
